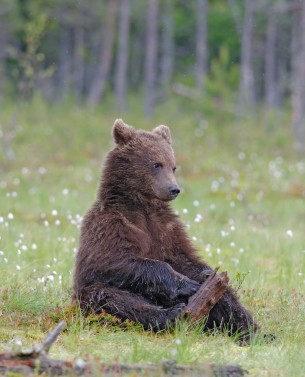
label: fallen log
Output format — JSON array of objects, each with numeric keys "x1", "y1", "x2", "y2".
[
  {"x1": 184, "y1": 268, "x2": 230, "y2": 321},
  {"x1": 0, "y1": 321, "x2": 246, "y2": 377}
]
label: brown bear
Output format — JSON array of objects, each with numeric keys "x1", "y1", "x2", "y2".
[{"x1": 73, "y1": 119, "x2": 259, "y2": 340}]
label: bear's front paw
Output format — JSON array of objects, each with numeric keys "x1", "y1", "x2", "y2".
[
  {"x1": 176, "y1": 278, "x2": 200, "y2": 300},
  {"x1": 165, "y1": 303, "x2": 186, "y2": 322}
]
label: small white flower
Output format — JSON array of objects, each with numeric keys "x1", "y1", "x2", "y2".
[
  {"x1": 62, "y1": 188, "x2": 69, "y2": 196},
  {"x1": 4, "y1": 257, "x2": 8, "y2": 262},
  {"x1": 31, "y1": 244, "x2": 37, "y2": 250},
  {"x1": 0, "y1": 217, "x2": 3, "y2": 223},
  {"x1": 194, "y1": 214, "x2": 203, "y2": 223},
  {"x1": 182, "y1": 208, "x2": 188, "y2": 214},
  {"x1": 21, "y1": 167, "x2": 29, "y2": 175},
  {"x1": 16, "y1": 265, "x2": 21, "y2": 270},
  {"x1": 8, "y1": 213, "x2": 14, "y2": 220},
  {"x1": 230, "y1": 242, "x2": 235, "y2": 247},
  {"x1": 55, "y1": 219, "x2": 61, "y2": 226},
  {"x1": 175, "y1": 338, "x2": 182, "y2": 345},
  {"x1": 51, "y1": 210, "x2": 58, "y2": 216},
  {"x1": 38, "y1": 166, "x2": 47, "y2": 175},
  {"x1": 286, "y1": 230, "x2": 293, "y2": 238},
  {"x1": 193, "y1": 200, "x2": 200, "y2": 207},
  {"x1": 211, "y1": 181, "x2": 219, "y2": 192}
]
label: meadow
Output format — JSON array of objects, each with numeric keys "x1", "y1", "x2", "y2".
[{"x1": 0, "y1": 98, "x2": 304, "y2": 376}]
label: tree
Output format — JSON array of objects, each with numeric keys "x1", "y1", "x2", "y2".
[
  {"x1": 115, "y1": 0, "x2": 130, "y2": 112},
  {"x1": 160, "y1": 0, "x2": 174, "y2": 96},
  {"x1": 291, "y1": 0, "x2": 305, "y2": 152},
  {"x1": 144, "y1": 0, "x2": 159, "y2": 118},
  {"x1": 264, "y1": 8, "x2": 276, "y2": 109},
  {"x1": 195, "y1": 0, "x2": 208, "y2": 92},
  {"x1": 238, "y1": 0, "x2": 255, "y2": 110},
  {"x1": 88, "y1": 0, "x2": 118, "y2": 106}
]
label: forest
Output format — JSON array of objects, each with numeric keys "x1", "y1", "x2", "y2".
[
  {"x1": 0, "y1": 0, "x2": 305, "y2": 152},
  {"x1": 0, "y1": 1, "x2": 305, "y2": 377}
]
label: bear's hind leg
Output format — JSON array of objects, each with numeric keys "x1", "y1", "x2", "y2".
[
  {"x1": 76, "y1": 283, "x2": 184, "y2": 331},
  {"x1": 204, "y1": 287, "x2": 259, "y2": 343}
]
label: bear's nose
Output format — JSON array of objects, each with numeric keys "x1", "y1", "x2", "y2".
[{"x1": 169, "y1": 184, "x2": 180, "y2": 198}]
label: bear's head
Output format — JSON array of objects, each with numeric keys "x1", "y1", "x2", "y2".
[{"x1": 101, "y1": 119, "x2": 180, "y2": 204}]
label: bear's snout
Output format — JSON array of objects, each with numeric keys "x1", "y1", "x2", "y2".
[{"x1": 168, "y1": 184, "x2": 180, "y2": 199}]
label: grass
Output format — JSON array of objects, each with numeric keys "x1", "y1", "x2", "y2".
[{"x1": 0, "y1": 97, "x2": 304, "y2": 376}]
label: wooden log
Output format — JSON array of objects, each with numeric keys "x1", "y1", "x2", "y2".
[
  {"x1": 184, "y1": 268, "x2": 229, "y2": 321},
  {"x1": 0, "y1": 321, "x2": 246, "y2": 377}
]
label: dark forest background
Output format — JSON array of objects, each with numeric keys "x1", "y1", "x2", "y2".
[{"x1": 1, "y1": 0, "x2": 305, "y2": 151}]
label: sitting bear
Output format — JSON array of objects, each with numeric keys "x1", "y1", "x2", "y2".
[{"x1": 73, "y1": 119, "x2": 259, "y2": 340}]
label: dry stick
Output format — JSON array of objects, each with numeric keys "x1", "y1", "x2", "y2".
[{"x1": 184, "y1": 268, "x2": 230, "y2": 321}]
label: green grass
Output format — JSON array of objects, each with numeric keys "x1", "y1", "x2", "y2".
[{"x1": 0, "y1": 98, "x2": 304, "y2": 376}]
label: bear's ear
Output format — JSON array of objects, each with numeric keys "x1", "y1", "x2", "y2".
[
  {"x1": 153, "y1": 125, "x2": 172, "y2": 144},
  {"x1": 112, "y1": 119, "x2": 136, "y2": 145}
]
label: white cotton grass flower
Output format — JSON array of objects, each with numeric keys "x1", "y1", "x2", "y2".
[
  {"x1": 286, "y1": 229, "x2": 293, "y2": 238},
  {"x1": 62, "y1": 188, "x2": 69, "y2": 196},
  {"x1": 193, "y1": 200, "x2": 200, "y2": 207},
  {"x1": 194, "y1": 214, "x2": 203, "y2": 223}
]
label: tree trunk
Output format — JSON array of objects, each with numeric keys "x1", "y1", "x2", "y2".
[
  {"x1": 264, "y1": 10, "x2": 276, "y2": 110},
  {"x1": 57, "y1": 26, "x2": 72, "y2": 99},
  {"x1": 160, "y1": 0, "x2": 174, "y2": 96},
  {"x1": 115, "y1": 0, "x2": 130, "y2": 112},
  {"x1": 239, "y1": 0, "x2": 255, "y2": 110},
  {"x1": 0, "y1": 25, "x2": 7, "y2": 102},
  {"x1": 73, "y1": 25, "x2": 85, "y2": 101},
  {"x1": 196, "y1": 0, "x2": 208, "y2": 92},
  {"x1": 227, "y1": 0, "x2": 242, "y2": 35},
  {"x1": 88, "y1": 0, "x2": 118, "y2": 107},
  {"x1": 144, "y1": 0, "x2": 159, "y2": 118},
  {"x1": 291, "y1": 1, "x2": 305, "y2": 153}
]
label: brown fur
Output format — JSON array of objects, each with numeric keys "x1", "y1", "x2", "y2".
[{"x1": 73, "y1": 119, "x2": 259, "y2": 337}]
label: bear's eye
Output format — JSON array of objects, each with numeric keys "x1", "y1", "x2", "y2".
[
  {"x1": 173, "y1": 166, "x2": 177, "y2": 173},
  {"x1": 152, "y1": 162, "x2": 162, "y2": 169}
]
